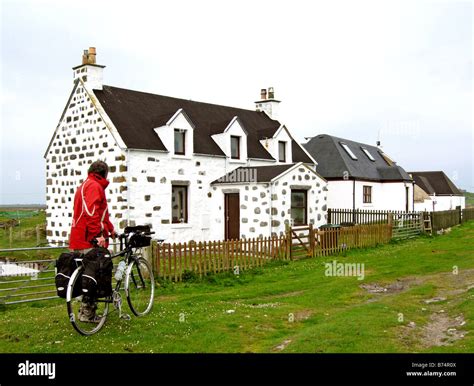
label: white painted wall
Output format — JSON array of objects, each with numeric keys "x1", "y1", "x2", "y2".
[
  {"x1": 427, "y1": 195, "x2": 466, "y2": 211},
  {"x1": 126, "y1": 150, "x2": 227, "y2": 242},
  {"x1": 73, "y1": 64, "x2": 104, "y2": 90},
  {"x1": 259, "y1": 126, "x2": 293, "y2": 164},
  {"x1": 45, "y1": 81, "x2": 127, "y2": 244},
  {"x1": 211, "y1": 164, "x2": 328, "y2": 239},
  {"x1": 326, "y1": 180, "x2": 414, "y2": 211},
  {"x1": 154, "y1": 110, "x2": 194, "y2": 156},
  {"x1": 326, "y1": 180, "x2": 355, "y2": 209},
  {"x1": 211, "y1": 118, "x2": 248, "y2": 161},
  {"x1": 45, "y1": 81, "x2": 322, "y2": 245}
]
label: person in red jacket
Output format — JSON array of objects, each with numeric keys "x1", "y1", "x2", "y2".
[
  {"x1": 70, "y1": 160, "x2": 115, "y2": 251},
  {"x1": 69, "y1": 160, "x2": 116, "y2": 322}
]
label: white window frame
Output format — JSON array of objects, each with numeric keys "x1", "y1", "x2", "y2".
[
  {"x1": 340, "y1": 142, "x2": 358, "y2": 160},
  {"x1": 361, "y1": 147, "x2": 375, "y2": 161}
]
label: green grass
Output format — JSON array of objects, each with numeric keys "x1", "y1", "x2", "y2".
[
  {"x1": 0, "y1": 220, "x2": 473, "y2": 353},
  {"x1": 0, "y1": 210, "x2": 64, "y2": 262},
  {"x1": 464, "y1": 191, "x2": 474, "y2": 207}
]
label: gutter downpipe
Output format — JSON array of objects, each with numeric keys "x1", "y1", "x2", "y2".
[
  {"x1": 126, "y1": 148, "x2": 131, "y2": 225},
  {"x1": 352, "y1": 179, "x2": 356, "y2": 223}
]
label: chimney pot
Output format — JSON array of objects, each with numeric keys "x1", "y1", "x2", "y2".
[
  {"x1": 268, "y1": 87, "x2": 274, "y2": 99},
  {"x1": 260, "y1": 88, "x2": 267, "y2": 100},
  {"x1": 82, "y1": 49, "x2": 88, "y2": 65},
  {"x1": 88, "y1": 47, "x2": 97, "y2": 64}
]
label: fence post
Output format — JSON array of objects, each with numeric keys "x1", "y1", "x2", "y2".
[
  {"x1": 285, "y1": 223, "x2": 291, "y2": 260},
  {"x1": 36, "y1": 225, "x2": 40, "y2": 246},
  {"x1": 308, "y1": 223, "x2": 314, "y2": 257},
  {"x1": 327, "y1": 208, "x2": 332, "y2": 224}
]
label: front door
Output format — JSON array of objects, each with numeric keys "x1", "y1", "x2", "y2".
[{"x1": 224, "y1": 193, "x2": 240, "y2": 240}]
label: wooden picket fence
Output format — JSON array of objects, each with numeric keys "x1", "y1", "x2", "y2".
[
  {"x1": 151, "y1": 236, "x2": 287, "y2": 281},
  {"x1": 313, "y1": 224, "x2": 392, "y2": 257},
  {"x1": 431, "y1": 209, "x2": 462, "y2": 233},
  {"x1": 462, "y1": 207, "x2": 474, "y2": 223},
  {"x1": 327, "y1": 208, "x2": 419, "y2": 225}
]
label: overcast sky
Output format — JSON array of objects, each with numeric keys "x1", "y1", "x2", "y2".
[{"x1": 0, "y1": 0, "x2": 472, "y2": 204}]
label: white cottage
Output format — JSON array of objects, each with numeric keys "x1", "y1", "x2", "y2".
[
  {"x1": 303, "y1": 134, "x2": 414, "y2": 212},
  {"x1": 410, "y1": 171, "x2": 466, "y2": 212},
  {"x1": 44, "y1": 48, "x2": 327, "y2": 244}
]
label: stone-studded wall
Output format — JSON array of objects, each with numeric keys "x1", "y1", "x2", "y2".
[
  {"x1": 45, "y1": 82, "x2": 323, "y2": 245},
  {"x1": 127, "y1": 150, "x2": 236, "y2": 242},
  {"x1": 45, "y1": 82, "x2": 127, "y2": 244},
  {"x1": 210, "y1": 165, "x2": 328, "y2": 239}
]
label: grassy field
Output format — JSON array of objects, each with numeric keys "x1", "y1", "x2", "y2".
[
  {"x1": 0, "y1": 210, "x2": 57, "y2": 263},
  {"x1": 0, "y1": 217, "x2": 473, "y2": 353},
  {"x1": 464, "y1": 191, "x2": 474, "y2": 207}
]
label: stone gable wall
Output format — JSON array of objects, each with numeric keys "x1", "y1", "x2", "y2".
[{"x1": 45, "y1": 84, "x2": 126, "y2": 244}]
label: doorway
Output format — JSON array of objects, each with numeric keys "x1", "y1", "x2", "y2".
[{"x1": 224, "y1": 193, "x2": 240, "y2": 240}]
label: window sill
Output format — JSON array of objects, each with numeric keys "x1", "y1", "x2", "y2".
[
  {"x1": 171, "y1": 223, "x2": 192, "y2": 229},
  {"x1": 171, "y1": 155, "x2": 192, "y2": 160},
  {"x1": 229, "y1": 159, "x2": 247, "y2": 164}
]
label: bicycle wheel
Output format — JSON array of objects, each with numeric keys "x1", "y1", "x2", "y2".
[
  {"x1": 125, "y1": 256, "x2": 154, "y2": 316},
  {"x1": 66, "y1": 266, "x2": 109, "y2": 336}
]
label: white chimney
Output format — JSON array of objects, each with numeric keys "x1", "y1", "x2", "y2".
[
  {"x1": 72, "y1": 47, "x2": 105, "y2": 90},
  {"x1": 255, "y1": 86, "x2": 281, "y2": 120}
]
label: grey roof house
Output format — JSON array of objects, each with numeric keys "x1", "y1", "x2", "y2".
[
  {"x1": 302, "y1": 134, "x2": 414, "y2": 211},
  {"x1": 410, "y1": 171, "x2": 465, "y2": 212}
]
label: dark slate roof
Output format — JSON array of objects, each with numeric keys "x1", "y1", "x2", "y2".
[
  {"x1": 212, "y1": 164, "x2": 295, "y2": 184},
  {"x1": 409, "y1": 171, "x2": 462, "y2": 196},
  {"x1": 93, "y1": 85, "x2": 312, "y2": 162},
  {"x1": 303, "y1": 134, "x2": 412, "y2": 181}
]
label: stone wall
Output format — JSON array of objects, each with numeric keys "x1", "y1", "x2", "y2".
[
  {"x1": 45, "y1": 82, "x2": 127, "y2": 244},
  {"x1": 211, "y1": 164, "x2": 328, "y2": 239},
  {"x1": 45, "y1": 83, "x2": 324, "y2": 245}
]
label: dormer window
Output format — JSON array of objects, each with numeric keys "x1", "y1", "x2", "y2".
[
  {"x1": 174, "y1": 129, "x2": 185, "y2": 155},
  {"x1": 230, "y1": 135, "x2": 240, "y2": 159},
  {"x1": 279, "y1": 141, "x2": 286, "y2": 162}
]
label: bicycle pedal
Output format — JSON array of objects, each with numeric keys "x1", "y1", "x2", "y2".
[{"x1": 120, "y1": 313, "x2": 131, "y2": 320}]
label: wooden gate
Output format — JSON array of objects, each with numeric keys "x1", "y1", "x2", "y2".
[{"x1": 286, "y1": 224, "x2": 314, "y2": 259}]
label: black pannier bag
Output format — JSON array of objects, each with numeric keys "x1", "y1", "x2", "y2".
[
  {"x1": 125, "y1": 225, "x2": 152, "y2": 248},
  {"x1": 81, "y1": 247, "x2": 113, "y2": 298},
  {"x1": 129, "y1": 234, "x2": 151, "y2": 248},
  {"x1": 55, "y1": 252, "x2": 82, "y2": 298}
]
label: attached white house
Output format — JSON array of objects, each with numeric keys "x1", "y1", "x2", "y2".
[
  {"x1": 410, "y1": 171, "x2": 466, "y2": 212},
  {"x1": 44, "y1": 48, "x2": 327, "y2": 245},
  {"x1": 303, "y1": 134, "x2": 414, "y2": 212}
]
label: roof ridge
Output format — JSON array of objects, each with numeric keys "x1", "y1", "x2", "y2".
[
  {"x1": 314, "y1": 134, "x2": 385, "y2": 155},
  {"x1": 101, "y1": 84, "x2": 279, "y2": 122}
]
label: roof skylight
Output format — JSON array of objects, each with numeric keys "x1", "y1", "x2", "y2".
[
  {"x1": 340, "y1": 142, "x2": 358, "y2": 160},
  {"x1": 361, "y1": 147, "x2": 375, "y2": 161}
]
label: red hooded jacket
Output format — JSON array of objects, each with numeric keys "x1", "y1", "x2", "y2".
[{"x1": 69, "y1": 173, "x2": 114, "y2": 250}]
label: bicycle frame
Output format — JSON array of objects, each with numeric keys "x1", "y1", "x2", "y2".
[{"x1": 66, "y1": 227, "x2": 157, "y2": 335}]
